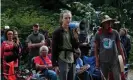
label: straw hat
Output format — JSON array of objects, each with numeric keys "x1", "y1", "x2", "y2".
[
  {"x1": 101, "y1": 15, "x2": 115, "y2": 23},
  {"x1": 100, "y1": 15, "x2": 115, "y2": 27},
  {"x1": 100, "y1": 15, "x2": 116, "y2": 27}
]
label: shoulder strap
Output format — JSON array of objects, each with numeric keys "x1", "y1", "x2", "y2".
[{"x1": 40, "y1": 56, "x2": 48, "y2": 65}]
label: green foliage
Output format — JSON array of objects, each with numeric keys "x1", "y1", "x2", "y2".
[
  {"x1": 66, "y1": 2, "x2": 97, "y2": 23},
  {"x1": 1, "y1": 8, "x2": 59, "y2": 40},
  {"x1": 1, "y1": 0, "x2": 133, "y2": 41},
  {"x1": 100, "y1": 5, "x2": 119, "y2": 18},
  {"x1": 1, "y1": 0, "x2": 60, "y2": 40}
]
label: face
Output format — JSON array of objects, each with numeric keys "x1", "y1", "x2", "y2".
[
  {"x1": 14, "y1": 31, "x2": 18, "y2": 37},
  {"x1": 33, "y1": 25, "x2": 39, "y2": 32},
  {"x1": 74, "y1": 28, "x2": 80, "y2": 34},
  {"x1": 7, "y1": 31, "x2": 14, "y2": 40},
  {"x1": 120, "y1": 29, "x2": 125, "y2": 36},
  {"x1": 41, "y1": 48, "x2": 48, "y2": 56},
  {"x1": 62, "y1": 12, "x2": 72, "y2": 28},
  {"x1": 103, "y1": 21, "x2": 111, "y2": 29}
]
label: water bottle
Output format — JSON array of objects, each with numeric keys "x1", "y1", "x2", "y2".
[{"x1": 69, "y1": 21, "x2": 80, "y2": 30}]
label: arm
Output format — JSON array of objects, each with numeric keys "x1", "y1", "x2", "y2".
[
  {"x1": 27, "y1": 35, "x2": 45, "y2": 48},
  {"x1": 116, "y1": 40, "x2": 125, "y2": 64},
  {"x1": 30, "y1": 40, "x2": 45, "y2": 47},
  {"x1": 36, "y1": 64, "x2": 47, "y2": 70},
  {"x1": 115, "y1": 30, "x2": 125, "y2": 64},
  {"x1": 34, "y1": 56, "x2": 53, "y2": 70},
  {"x1": 79, "y1": 42, "x2": 89, "y2": 46},
  {"x1": 76, "y1": 58, "x2": 89, "y2": 74},
  {"x1": 26, "y1": 35, "x2": 32, "y2": 49},
  {"x1": 35, "y1": 64, "x2": 52, "y2": 70},
  {"x1": 52, "y1": 31, "x2": 59, "y2": 67},
  {"x1": 94, "y1": 41, "x2": 99, "y2": 68},
  {"x1": 94, "y1": 32, "x2": 100, "y2": 68}
]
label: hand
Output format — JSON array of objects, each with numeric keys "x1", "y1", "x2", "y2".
[
  {"x1": 43, "y1": 65, "x2": 48, "y2": 69},
  {"x1": 29, "y1": 44, "x2": 35, "y2": 48},
  {"x1": 53, "y1": 66, "x2": 60, "y2": 74},
  {"x1": 82, "y1": 43, "x2": 88, "y2": 46},
  {"x1": 28, "y1": 44, "x2": 33, "y2": 48},
  {"x1": 80, "y1": 67, "x2": 85, "y2": 70},
  {"x1": 85, "y1": 64, "x2": 90, "y2": 69},
  {"x1": 43, "y1": 42, "x2": 46, "y2": 45}
]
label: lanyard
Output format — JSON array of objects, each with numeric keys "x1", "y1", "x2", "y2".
[{"x1": 40, "y1": 56, "x2": 48, "y2": 66}]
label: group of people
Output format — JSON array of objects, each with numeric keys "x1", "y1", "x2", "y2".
[
  {"x1": 1, "y1": 27, "x2": 22, "y2": 80},
  {"x1": 1, "y1": 10, "x2": 131, "y2": 80}
]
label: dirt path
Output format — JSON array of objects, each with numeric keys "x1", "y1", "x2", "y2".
[{"x1": 127, "y1": 70, "x2": 133, "y2": 80}]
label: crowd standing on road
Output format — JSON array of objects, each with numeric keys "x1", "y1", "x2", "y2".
[{"x1": 1, "y1": 10, "x2": 131, "y2": 80}]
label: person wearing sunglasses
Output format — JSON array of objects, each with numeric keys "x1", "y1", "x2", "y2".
[{"x1": 26, "y1": 23, "x2": 45, "y2": 68}]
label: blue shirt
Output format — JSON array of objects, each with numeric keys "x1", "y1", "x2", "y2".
[{"x1": 76, "y1": 58, "x2": 83, "y2": 70}]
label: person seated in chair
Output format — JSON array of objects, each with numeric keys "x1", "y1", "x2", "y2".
[
  {"x1": 75, "y1": 55, "x2": 90, "y2": 80},
  {"x1": 34, "y1": 45, "x2": 57, "y2": 80}
]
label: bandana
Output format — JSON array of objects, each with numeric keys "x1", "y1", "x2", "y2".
[{"x1": 98, "y1": 27, "x2": 113, "y2": 35}]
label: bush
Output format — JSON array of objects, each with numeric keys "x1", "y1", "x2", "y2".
[{"x1": 1, "y1": 8, "x2": 59, "y2": 40}]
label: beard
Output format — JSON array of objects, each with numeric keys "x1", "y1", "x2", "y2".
[{"x1": 33, "y1": 31, "x2": 39, "y2": 35}]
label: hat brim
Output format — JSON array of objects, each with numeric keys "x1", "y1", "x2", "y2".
[
  {"x1": 100, "y1": 19, "x2": 115, "y2": 27},
  {"x1": 101, "y1": 19, "x2": 115, "y2": 24}
]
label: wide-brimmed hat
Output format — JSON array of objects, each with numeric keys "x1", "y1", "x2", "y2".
[
  {"x1": 101, "y1": 15, "x2": 115, "y2": 24},
  {"x1": 100, "y1": 15, "x2": 115, "y2": 27}
]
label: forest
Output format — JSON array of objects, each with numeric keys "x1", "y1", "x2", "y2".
[{"x1": 1, "y1": 0, "x2": 133, "y2": 63}]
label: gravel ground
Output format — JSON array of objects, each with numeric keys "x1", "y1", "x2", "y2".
[{"x1": 127, "y1": 70, "x2": 133, "y2": 80}]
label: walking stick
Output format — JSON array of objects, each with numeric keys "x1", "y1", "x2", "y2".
[{"x1": 99, "y1": 69, "x2": 106, "y2": 80}]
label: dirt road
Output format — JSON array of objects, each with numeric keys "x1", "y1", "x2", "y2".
[{"x1": 127, "y1": 70, "x2": 133, "y2": 80}]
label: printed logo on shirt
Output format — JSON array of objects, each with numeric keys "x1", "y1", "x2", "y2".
[{"x1": 103, "y1": 38, "x2": 113, "y2": 49}]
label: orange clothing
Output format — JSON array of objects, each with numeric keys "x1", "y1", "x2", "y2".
[
  {"x1": 2, "y1": 41, "x2": 14, "y2": 58},
  {"x1": 8, "y1": 61, "x2": 16, "y2": 80},
  {"x1": 1, "y1": 41, "x2": 16, "y2": 80},
  {"x1": 34, "y1": 56, "x2": 52, "y2": 66}
]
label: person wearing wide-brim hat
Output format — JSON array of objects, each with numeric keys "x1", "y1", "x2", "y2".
[
  {"x1": 94, "y1": 15, "x2": 125, "y2": 80},
  {"x1": 100, "y1": 15, "x2": 115, "y2": 27}
]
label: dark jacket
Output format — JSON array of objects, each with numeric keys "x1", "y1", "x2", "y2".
[
  {"x1": 120, "y1": 36, "x2": 131, "y2": 54},
  {"x1": 52, "y1": 27, "x2": 79, "y2": 66}
]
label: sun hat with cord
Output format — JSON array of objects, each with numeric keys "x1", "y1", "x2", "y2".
[
  {"x1": 100, "y1": 15, "x2": 115, "y2": 27},
  {"x1": 98, "y1": 15, "x2": 116, "y2": 34}
]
